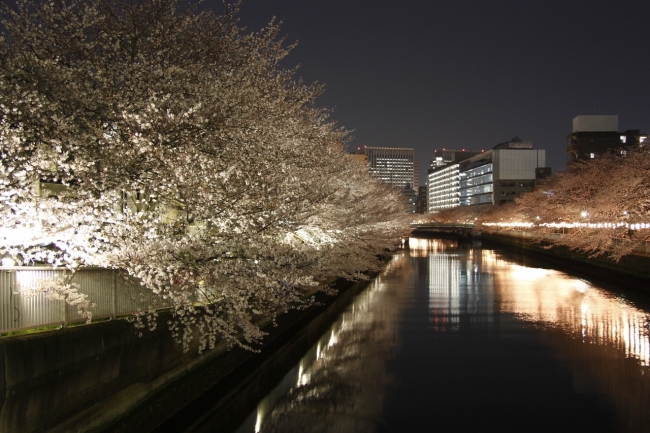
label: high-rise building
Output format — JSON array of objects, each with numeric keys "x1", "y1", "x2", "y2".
[
  {"x1": 426, "y1": 149, "x2": 482, "y2": 213},
  {"x1": 427, "y1": 163, "x2": 461, "y2": 212},
  {"x1": 402, "y1": 183, "x2": 417, "y2": 213},
  {"x1": 416, "y1": 186, "x2": 427, "y2": 214},
  {"x1": 567, "y1": 115, "x2": 647, "y2": 169},
  {"x1": 365, "y1": 147, "x2": 418, "y2": 190},
  {"x1": 459, "y1": 137, "x2": 547, "y2": 206}
]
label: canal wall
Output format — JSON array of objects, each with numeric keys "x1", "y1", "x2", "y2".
[
  {"x1": 0, "y1": 277, "x2": 371, "y2": 433},
  {"x1": 0, "y1": 312, "x2": 208, "y2": 433},
  {"x1": 480, "y1": 231, "x2": 650, "y2": 288}
]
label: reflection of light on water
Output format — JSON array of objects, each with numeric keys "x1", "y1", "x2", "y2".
[
  {"x1": 409, "y1": 237, "x2": 457, "y2": 257},
  {"x1": 255, "y1": 406, "x2": 264, "y2": 433},
  {"x1": 328, "y1": 330, "x2": 338, "y2": 347},
  {"x1": 506, "y1": 265, "x2": 555, "y2": 281},
  {"x1": 489, "y1": 259, "x2": 650, "y2": 366},
  {"x1": 429, "y1": 254, "x2": 461, "y2": 331},
  {"x1": 479, "y1": 249, "x2": 504, "y2": 267},
  {"x1": 424, "y1": 238, "x2": 494, "y2": 332},
  {"x1": 236, "y1": 250, "x2": 408, "y2": 433},
  {"x1": 421, "y1": 241, "x2": 649, "y2": 366}
]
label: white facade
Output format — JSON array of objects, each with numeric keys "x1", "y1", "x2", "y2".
[
  {"x1": 459, "y1": 148, "x2": 546, "y2": 206},
  {"x1": 459, "y1": 161, "x2": 493, "y2": 206},
  {"x1": 493, "y1": 149, "x2": 546, "y2": 179},
  {"x1": 427, "y1": 163, "x2": 460, "y2": 212}
]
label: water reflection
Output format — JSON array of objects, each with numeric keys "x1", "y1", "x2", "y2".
[
  {"x1": 488, "y1": 259, "x2": 650, "y2": 433},
  {"x1": 412, "y1": 237, "x2": 650, "y2": 366},
  {"x1": 216, "y1": 237, "x2": 650, "y2": 433},
  {"x1": 234, "y1": 252, "x2": 411, "y2": 433},
  {"x1": 424, "y1": 241, "x2": 494, "y2": 332},
  {"x1": 488, "y1": 261, "x2": 650, "y2": 366},
  {"x1": 411, "y1": 237, "x2": 650, "y2": 432}
]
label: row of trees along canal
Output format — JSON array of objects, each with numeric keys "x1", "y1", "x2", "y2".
[
  {"x1": 427, "y1": 147, "x2": 650, "y2": 261},
  {"x1": 0, "y1": 0, "x2": 410, "y2": 351}
]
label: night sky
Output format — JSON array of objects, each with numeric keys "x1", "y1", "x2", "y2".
[{"x1": 211, "y1": 0, "x2": 650, "y2": 184}]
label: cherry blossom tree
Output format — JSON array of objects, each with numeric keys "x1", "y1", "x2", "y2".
[
  {"x1": 506, "y1": 148, "x2": 650, "y2": 260},
  {"x1": 0, "y1": 0, "x2": 409, "y2": 351}
]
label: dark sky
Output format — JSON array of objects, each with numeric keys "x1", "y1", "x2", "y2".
[{"x1": 209, "y1": 0, "x2": 650, "y2": 184}]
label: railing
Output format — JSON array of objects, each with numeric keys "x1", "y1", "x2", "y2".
[
  {"x1": 410, "y1": 222, "x2": 475, "y2": 231},
  {"x1": 1, "y1": 267, "x2": 169, "y2": 334}
]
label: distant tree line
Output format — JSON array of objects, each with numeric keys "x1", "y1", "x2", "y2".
[{"x1": 428, "y1": 148, "x2": 650, "y2": 260}]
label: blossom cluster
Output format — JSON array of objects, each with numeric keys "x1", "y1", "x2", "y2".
[{"x1": 0, "y1": 0, "x2": 410, "y2": 351}]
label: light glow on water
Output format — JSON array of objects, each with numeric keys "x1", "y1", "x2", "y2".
[
  {"x1": 492, "y1": 262, "x2": 650, "y2": 366},
  {"x1": 223, "y1": 238, "x2": 650, "y2": 433},
  {"x1": 415, "y1": 237, "x2": 650, "y2": 366}
]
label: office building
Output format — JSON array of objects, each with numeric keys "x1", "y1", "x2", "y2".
[
  {"x1": 402, "y1": 183, "x2": 417, "y2": 213},
  {"x1": 427, "y1": 163, "x2": 461, "y2": 212},
  {"x1": 365, "y1": 147, "x2": 418, "y2": 190},
  {"x1": 567, "y1": 115, "x2": 647, "y2": 169},
  {"x1": 416, "y1": 186, "x2": 427, "y2": 214},
  {"x1": 459, "y1": 137, "x2": 547, "y2": 205},
  {"x1": 426, "y1": 149, "x2": 482, "y2": 213}
]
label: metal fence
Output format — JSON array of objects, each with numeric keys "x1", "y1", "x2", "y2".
[{"x1": 1, "y1": 267, "x2": 169, "y2": 333}]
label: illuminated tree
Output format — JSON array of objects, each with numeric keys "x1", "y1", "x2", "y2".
[
  {"x1": 512, "y1": 148, "x2": 650, "y2": 259},
  {"x1": 0, "y1": 0, "x2": 409, "y2": 350}
]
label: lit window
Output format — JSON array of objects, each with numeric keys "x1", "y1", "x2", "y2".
[
  {"x1": 590, "y1": 153, "x2": 595, "y2": 158},
  {"x1": 620, "y1": 135, "x2": 626, "y2": 144}
]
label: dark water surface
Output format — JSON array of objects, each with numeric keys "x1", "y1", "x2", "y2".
[{"x1": 190, "y1": 237, "x2": 650, "y2": 433}]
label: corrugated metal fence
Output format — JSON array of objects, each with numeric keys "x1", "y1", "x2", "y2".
[{"x1": 1, "y1": 267, "x2": 169, "y2": 333}]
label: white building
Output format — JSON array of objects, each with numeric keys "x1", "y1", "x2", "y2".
[
  {"x1": 427, "y1": 163, "x2": 460, "y2": 212},
  {"x1": 426, "y1": 149, "x2": 481, "y2": 213},
  {"x1": 459, "y1": 139, "x2": 546, "y2": 206}
]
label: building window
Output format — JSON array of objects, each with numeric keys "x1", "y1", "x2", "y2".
[
  {"x1": 620, "y1": 135, "x2": 627, "y2": 144},
  {"x1": 590, "y1": 153, "x2": 595, "y2": 158}
]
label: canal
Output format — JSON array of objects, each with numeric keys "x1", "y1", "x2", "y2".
[{"x1": 176, "y1": 236, "x2": 650, "y2": 433}]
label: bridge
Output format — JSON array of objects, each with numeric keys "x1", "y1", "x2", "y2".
[{"x1": 410, "y1": 222, "x2": 475, "y2": 237}]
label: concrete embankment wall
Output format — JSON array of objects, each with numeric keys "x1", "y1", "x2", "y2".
[
  {"x1": 0, "y1": 313, "x2": 205, "y2": 433},
  {"x1": 0, "y1": 276, "x2": 371, "y2": 433},
  {"x1": 480, "y1": 232, "x2": 650, "y2": 288}
]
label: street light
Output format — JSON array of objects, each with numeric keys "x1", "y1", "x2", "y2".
[{"x1": 1, "y1": 253, "x2": 16, "y2": 267}]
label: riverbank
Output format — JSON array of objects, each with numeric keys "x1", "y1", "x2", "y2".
[
  {"x1": 0, "y1": 273, "x2": 375, "y2": 433},
  {"x1": 479, "y1": 231, "x2": 650, "y2": 291},
  {"x1": 107, "y1": 275, "x2": 375, "y2": 433}
]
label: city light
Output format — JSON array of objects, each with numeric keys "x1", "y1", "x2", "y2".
[{"x1": 482, "y1": 221, "x2": 650, "y2": 230}]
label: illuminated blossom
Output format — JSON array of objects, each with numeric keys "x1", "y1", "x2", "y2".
[{"x1": 0, "y1": 0, "x2": 409, "y2": 351}]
